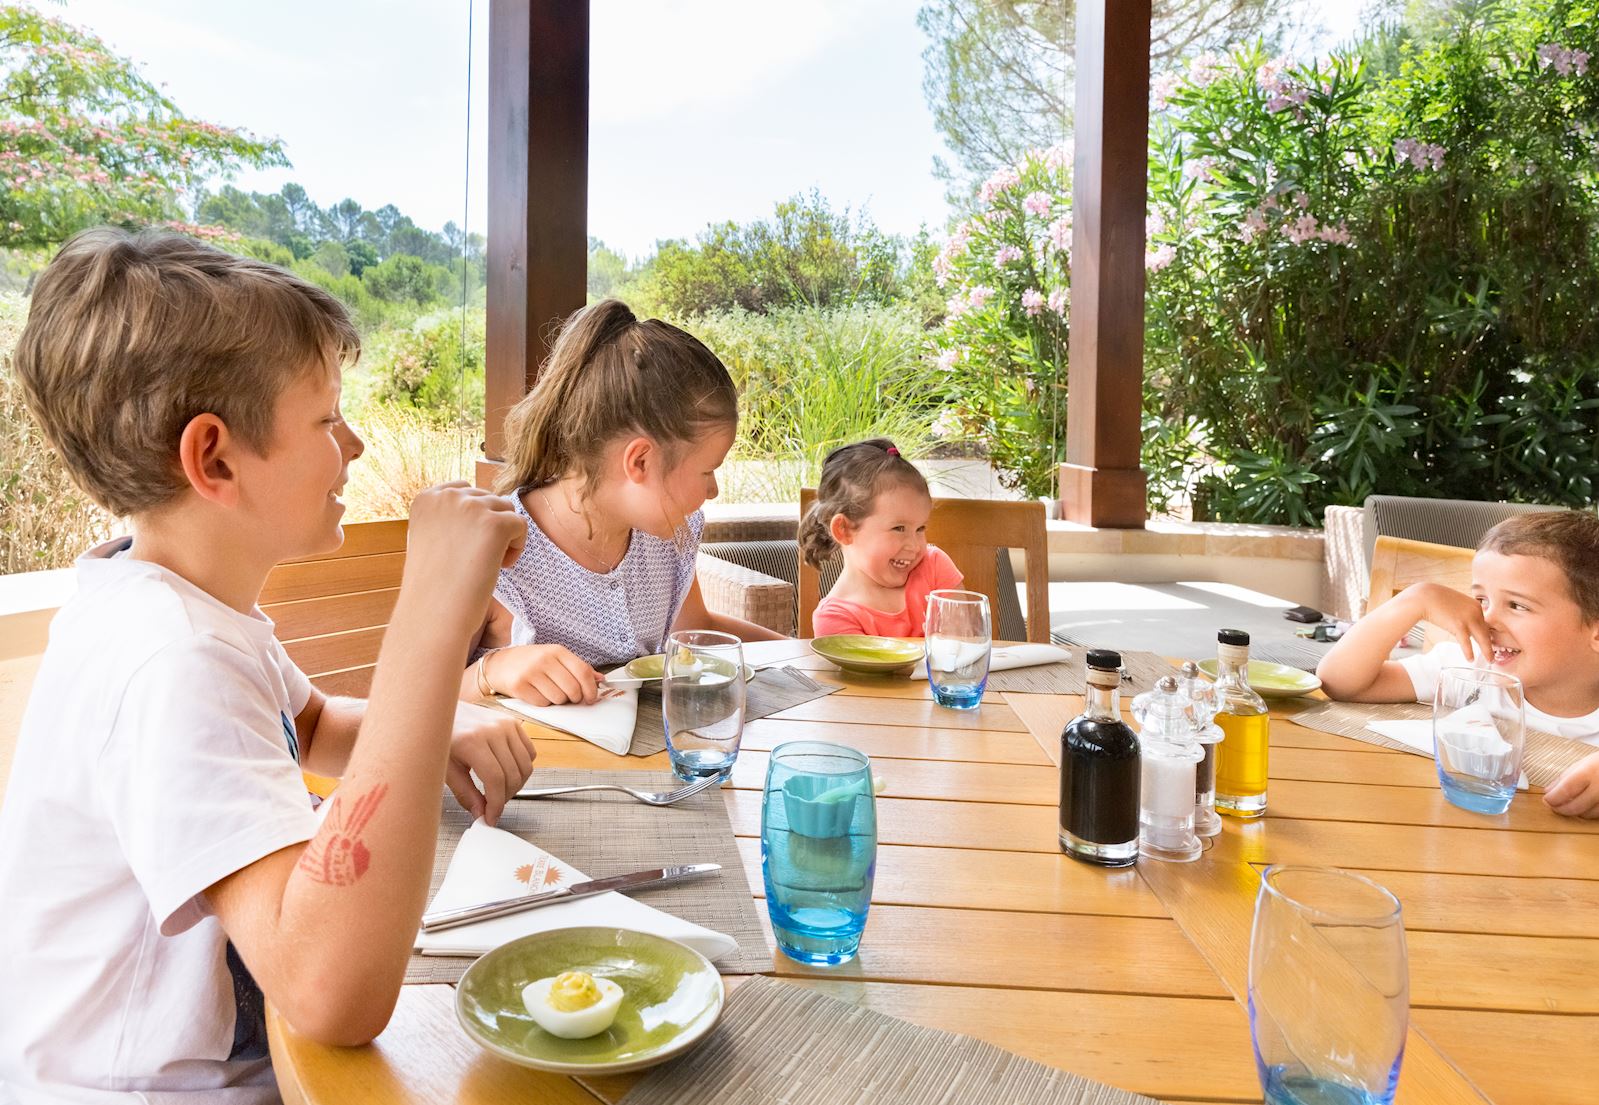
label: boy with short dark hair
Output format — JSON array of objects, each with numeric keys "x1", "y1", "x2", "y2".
[
  {"x1": 1317, "y1": 510, "x2": 1599, "y2": 819},
  {"x1": 0, "y1": 228, "x2": 533, "y2": 1102}
]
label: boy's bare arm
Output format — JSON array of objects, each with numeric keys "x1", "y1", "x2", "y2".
[
  {"x1": 205, "y1": 484, "x2": 524, "y2": 1046},
  {"x1": 294, "y1": 691, "x2": 361, "y2": 777},
  {"x1": 1316, "y1": 582, "x2": 1491, "y2": 702}
]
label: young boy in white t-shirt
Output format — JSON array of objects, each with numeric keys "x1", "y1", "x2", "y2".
[
  {"x1": 0, "y1": 229, "x2": 533, "y2": 1104},
  {"x1": 1317, "y1": 509, "x2": 1599, "y2": 819}
]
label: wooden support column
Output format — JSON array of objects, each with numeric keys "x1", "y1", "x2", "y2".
[
  {"x1": 479, "y1": 0, "x2": 589, "y2": 483},
  {"x1": 1060, "y1": 0, "x2": 1151, "y2": 528}
]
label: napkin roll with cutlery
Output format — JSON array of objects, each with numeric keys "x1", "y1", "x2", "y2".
[{"x1": 415, "y1": 820, "x2": 737, "y2": 960}]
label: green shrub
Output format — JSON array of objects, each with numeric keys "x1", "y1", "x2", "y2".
[
  {"x1": 689, "y1": 304, "x2": 947, "y2": 500},
  {"x1": 363, "y1": 309, "x2": 485, "y2": 424},
  {"x1": 1145, "y1": 4, "x2": 1599, "y2": 524}
]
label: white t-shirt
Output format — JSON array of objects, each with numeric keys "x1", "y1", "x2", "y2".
[
  {"x1": 0, "y1": 539, "x2": 321, "y2": 1104},
  {"x1": 1399, "y1": 641, "x2": 1599, "y2": 746}
]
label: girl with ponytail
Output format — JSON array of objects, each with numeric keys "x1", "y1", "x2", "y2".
[{"x1": 461, "y1": 298, "x2": 783, "y2": 708}]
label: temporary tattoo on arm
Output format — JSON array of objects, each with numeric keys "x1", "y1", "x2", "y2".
[{"x1": 296, "y1": 783, "x2": 389, "y2": 886}]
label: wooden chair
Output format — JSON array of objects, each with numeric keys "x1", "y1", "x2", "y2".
[
  {"x1": 1366, "y1": 535, "x2": 1475, "y2": 653},
  {"x1": 797, "y1": 491, "x2": 1051, "y2": 642},
  {"x1": 262, "y1": 519, "x2": 409, "y2": 698}
]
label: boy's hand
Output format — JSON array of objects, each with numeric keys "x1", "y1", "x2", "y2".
[
  {"x1": 487, "y1": 644, "x2": 605, "y2": 706},
  {"x1": 1405, "y1": 582, "x2": 1494, "y2": 663},
  {"x1": 402, "y1": 482, "x2": 526, "y2": 638},
  {"x1": 1545, "y1": 751, "x2": 1599, "y2": 819},
  {"x1": 446, "y1": 701, "x2": 536, "y2": 825}
]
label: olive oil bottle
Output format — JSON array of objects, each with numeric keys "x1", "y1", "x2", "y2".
[{"x1": 1212, "y1": 628, "x2": 1268, "y2": 818}]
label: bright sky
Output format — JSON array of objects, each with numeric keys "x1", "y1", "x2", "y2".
[{"x1": 52, "y1": 0, "x2": 1371, "y2": 260}]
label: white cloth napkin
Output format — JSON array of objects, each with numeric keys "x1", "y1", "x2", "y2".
[
  {"x1": 911, "y1": 642, "x2": 1071, "y2": 680},
  {"x1": 1366, "y1": 719, "x2": 1527, "y2": 789},
  {"x1": 493, "y1": 690, "x2": 638, "y2": 755},
  {"x1": 415, "y1": 819, "x2": 737, "y2": 960}
]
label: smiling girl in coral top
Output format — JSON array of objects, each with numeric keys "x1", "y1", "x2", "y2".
[{"x1": 800, "y1": 439, "x2": 963, "y2": 638}]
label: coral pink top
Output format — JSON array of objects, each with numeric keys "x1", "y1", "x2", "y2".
[{"x1": 812, "y1": 546, "x2": 964, "y2": 638}]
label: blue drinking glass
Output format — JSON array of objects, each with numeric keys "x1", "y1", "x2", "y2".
[
  {"x1": 760, "y1": 741, "x2": 877, "y2": 966},
  {"x1": 1432, "y1": 667, "x2": 1524, "y2": 815},
  {"x1": 924, "y1": 589, "x2": 991, "y2": 710},
  {"x1": 1249, "y1": 866, "x2": 1409, "y2": 1105}
]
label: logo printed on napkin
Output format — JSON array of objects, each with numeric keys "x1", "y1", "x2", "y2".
[{"x1": 515, "y1": 857, "x2": 566, "y2": 889}]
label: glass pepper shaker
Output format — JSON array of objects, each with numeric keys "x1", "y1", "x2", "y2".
[{"x1": 1132, "y1": 676, "x2": 1203, "y2": 863}]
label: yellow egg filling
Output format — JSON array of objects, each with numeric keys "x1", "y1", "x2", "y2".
[{"x1": 546, "y1": 971, "x2": 603, "y2": 1012}]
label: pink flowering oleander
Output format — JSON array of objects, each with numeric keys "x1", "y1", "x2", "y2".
[
  {"x1": 936, "y1": 348, "x2": 961, "y2": 372},
  {"x1": 1021, "y1": 288, "x2": 1045, "y2": 317},
  {"x1": 968, "y1": 285, "x2": 995, "y2": 310},
  {"x1": 1047, "y1": 288, "x2": 1069, "y2": 317},
  {"x1": 1152, "y1": 71, "x2": 1182, "y2": 108},
  {"x1": 945, "y1": 294, "x2": 969, "y2": 320},
  {"x1": 1188, "y1": 52, "x2": 1223, "y2": 86},
  {"x1": 1240, "y1": 209, "x2": 1268, "y2": 242},
  {"x1": 1022, "y1": 191, "x2": 1052, "y2": 216},
  {"x1": 1257, "y1": 56, "x2": 1290, "y2": 94},
  {"x1": 979, "y1": 166, "x2": 1022, "y2": 206},
  {"x1": 1047, "y1": 216, "x2": 1072, "y2": 252},
  {"x1": 1318, "y1": 221, "x2": 1353, "y2": 246},
  {"x1": 1538, "y1": 43, "x2": 1590, "y2": 77},
  {"x1": 931, "y1": 410, "x2": 963, "y2": 440},
  {"x1": 1285, "y1": 214, "x2": 1320, "y2": 244},
  {"x1": 1040, "y1": 143, "x2": 1071, "y2": 170},
  {"x1": 1393, "y1": 138, "x2": 1446, "y2": 171},
  {"x1": 1145, "y1": 245, "x2": 1175, "y2": 272},
  {"x1": 1145, "y1": 212, "x2": 1166, "y2": 236},
  {"x1": 994, "y1": 245, "x2": 1024, "y2": 266}
]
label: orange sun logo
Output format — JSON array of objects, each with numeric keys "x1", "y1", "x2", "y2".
[{"x1": 512, "y1": 858, "x2": 565, "y2": 888}]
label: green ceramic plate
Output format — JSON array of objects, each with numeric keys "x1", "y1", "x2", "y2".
[
  {"x1": 1197, "y1": 658, "x2": 1322, "y2": 699},
  {"x1": 810, "y1": 634, "x2": 927, "y2": 674},
  {"x1": 455, "y1": 927, "x2": 724, "y2": 1075},
  {"x1": 623, "y1": 654, "x2": 756, "y2": 683}
]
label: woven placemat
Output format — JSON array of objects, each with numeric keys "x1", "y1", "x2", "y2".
[
  {"x1": 406, "y1": 771, "x2": 772, "y2": 983},
  {"x1": 1280, "y1": 697, "x2": 1593, "y2": 789},
  {"x1": 617, "y1": 975, "x2": 1162, "y2": 1105},
  {"x1": 982, "y1": 649, "x2": 1177, "y2": 696},
  {"x1": 628, "y1": 667, "x2": 841, "y2": 757}
]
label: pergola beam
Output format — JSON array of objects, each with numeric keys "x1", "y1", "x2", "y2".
[
  {"x1": 480, "y1": 0, "x2": 589, "y2": 481},
  {"x1": 1060, "y1": 0, "x2": 1152, "y2": 528}
]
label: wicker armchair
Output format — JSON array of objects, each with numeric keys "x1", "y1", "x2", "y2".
[{"x1": 697, "y1": 550, "x2": 795, "y2": 637}]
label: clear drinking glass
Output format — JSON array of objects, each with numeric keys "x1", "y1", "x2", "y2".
[
  {"x1": 661, "y1": 630, "x2": 745, "y2": 782},
  {"x1": 1249, "y1": 866, "x2": 1409, "y2": 1105},
  {"x1": 924, "y1": 589, "x2": 991, "y2": 710},
  {"x1": 760, "y1": 741, "x2": 877, "y2": 966},
  {"x1": 1432, "y1": 667, "x2": 1524, "y2": 815}
]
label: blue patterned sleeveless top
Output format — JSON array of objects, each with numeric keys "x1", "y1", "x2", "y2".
[{"x1": 493, "y1": 492, "x2": 704, "y2": 668}]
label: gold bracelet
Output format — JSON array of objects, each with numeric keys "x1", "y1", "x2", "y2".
[{"x1": 475, "y1": 648, "x2": 504, "y2": 699}]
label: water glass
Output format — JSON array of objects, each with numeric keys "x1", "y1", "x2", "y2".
[
  {"x1": 1249, "y1": 866, "x2": 1409, "y2": 1105},
  {"x1": 662, "y1": 630, "x2": 745, "y2": 782},
  {"x1": 760, "y1": 741, "x2": 877, "y2": 966},
  {"x1": 924, "y1": 589, "x2": 991, "y2": 710},
  {"x1": 1432, "y1": 667, "x2": 1524, "y2": 815}
]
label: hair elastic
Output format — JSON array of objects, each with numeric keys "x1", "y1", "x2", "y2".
[{"x1": 886, "y1": 446, "x2": 900, "y2": 456}]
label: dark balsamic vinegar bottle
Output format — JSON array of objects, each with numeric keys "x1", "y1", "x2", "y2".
[{"x1": 1059, "y1": 649, "x2": 1141, "y2": 867}]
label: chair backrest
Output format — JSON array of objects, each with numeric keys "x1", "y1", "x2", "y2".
[
  {"x1": 1362, "y1": 495, "x2": 1562, "y2": 569},
  {"x1": 262, "y1": 519, "x2": 408, "y2": 697},
  {"x1": 1366, "y1": 535, "x2": 1474, "y2": 613},
  {"x1": 797, "y1": 490, "x2": 1050, "y2": 642}
]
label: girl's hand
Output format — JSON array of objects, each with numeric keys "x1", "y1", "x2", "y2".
[
  {"x1": 1545, "y1": 751, "x2": 1599, "y2": 819},
  {"x1": 1404, "y1": 582, "x2": 1494, "y2": 664},
  {"x1": 445, "y1": 701, "x2": 536, "y2": 826},
  {"x1": 487, "y1": 644, "x2": 605, "y2": 706}
]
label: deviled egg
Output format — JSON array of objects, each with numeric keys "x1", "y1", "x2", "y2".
[{"x1": 521, "y1": 970, "x2": 624, "y2": 1039}]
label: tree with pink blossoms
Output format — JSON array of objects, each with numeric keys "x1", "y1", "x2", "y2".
[
  {"x1": 1142, "y1": 4, "x2": 1599, "y2": 525},
  {"x1": 0, "y1": 5, "x2": 285, "y2": 248},
  {"x1": 929, "y1": 145, "x2": 1071, "y2": 498}
]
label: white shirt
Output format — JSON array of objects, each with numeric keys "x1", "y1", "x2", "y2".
[
  {"x1": 0, "y1": 539, "x2": 320, "y2": 1104},
  {"x1": 1399, "y1": 641, "x2": 1599, "y2": 746}
]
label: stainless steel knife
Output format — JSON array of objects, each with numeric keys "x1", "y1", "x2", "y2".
[{"x1": 420, "y1": 863, "x2": 721, "y2": 932}]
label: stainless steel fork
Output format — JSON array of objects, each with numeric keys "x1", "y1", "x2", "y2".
[{"x1": 513, "y1": 770, "x2": 724, "y2": 806}]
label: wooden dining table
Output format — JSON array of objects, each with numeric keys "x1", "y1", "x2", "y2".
[{"x1": 268, "y1": 639, "x2": 1599, "y2": 1105}]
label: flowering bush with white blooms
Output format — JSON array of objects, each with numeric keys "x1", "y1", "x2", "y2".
[
  {"x1": 1142, "y1": 3, "x2": 1599, "y2": 525},
  {"x1": 929, "y1": 144, "x2": 1072, "y2": 497}
]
